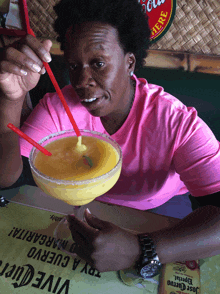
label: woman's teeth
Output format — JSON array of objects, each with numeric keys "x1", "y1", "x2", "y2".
[{"x1": 83, "y1": 98, "x2": 97, "y2": 103}]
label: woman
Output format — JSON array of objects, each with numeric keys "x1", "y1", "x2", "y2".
[{"x1": 1, "y1": 0, "x2": 220, "y2": 275}]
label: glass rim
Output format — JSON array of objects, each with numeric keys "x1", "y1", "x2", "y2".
[{"x1": 29, "y1": 129, "x2": 122, "y2": 186}]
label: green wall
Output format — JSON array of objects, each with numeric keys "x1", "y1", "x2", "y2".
[{"x1": 136, "y1": 68, "x2": 220, "y2": 141}]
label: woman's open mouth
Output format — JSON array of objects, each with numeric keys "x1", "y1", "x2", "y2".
[
  {"x1": 81, "y1": 97, "x2": 98, "y2": 103},
  {"x1": 80, "y1": 96, "x2": 106, "y2": 110}
]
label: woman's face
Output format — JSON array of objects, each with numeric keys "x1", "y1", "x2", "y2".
[{"x1": 64, "y1": 21, "x2": 135, "y2": 119}]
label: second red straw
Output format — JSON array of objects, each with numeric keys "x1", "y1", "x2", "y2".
[{"x1": 7, "y1": 123, "x2": 52, "y2": 156}]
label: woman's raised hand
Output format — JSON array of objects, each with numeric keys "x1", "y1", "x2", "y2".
[{"x1": 0, "y1": 34, "x2": 52, "y2": 102}]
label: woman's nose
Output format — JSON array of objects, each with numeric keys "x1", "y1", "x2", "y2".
[{"x1": 74, "y1": 66, "x2": 96, "y2": 89}]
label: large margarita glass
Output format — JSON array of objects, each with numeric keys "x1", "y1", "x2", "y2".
[{"x1": 29, "y1": 129, "x2": 122, "y2": 206}]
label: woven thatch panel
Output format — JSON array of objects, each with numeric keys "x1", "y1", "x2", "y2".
[
  {"x1": 150, "y1": 0, "x2": 220, "y2": 56},
  {"x1": 27, "y1": 0, "x2": 220, "y2": 56},
  {"x1": 27, "y1": 0, "x2": 59, "y2": 40}
]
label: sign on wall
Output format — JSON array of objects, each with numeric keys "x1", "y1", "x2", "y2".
[
  {"x1": 138, "y1": 0, "x2": 176, "y2": 43},
  {"x1": 0, "y1": 0, "x2": 28, "y2": 37}
]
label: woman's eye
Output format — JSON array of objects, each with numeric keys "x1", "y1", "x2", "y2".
[
  {"x1": 95, "y1": 62, "x2": 104, "y2": 68},
  {"x1": 69, "y1": 64, "x2": 78, "y2": 71},
  {"x1": 69, "y1": 62, "x2": 104, "y2": 71}
]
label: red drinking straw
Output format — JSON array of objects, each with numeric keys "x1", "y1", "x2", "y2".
[
  {"x1": 7, "y1": 123, "x2": 52, "y2": 156},
  {"x1": 21, "y1": 0, "x2": 81, "y2": 138}
]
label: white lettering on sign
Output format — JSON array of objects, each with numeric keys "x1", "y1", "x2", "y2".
[{"x1": 138, "y1": 0, "x2": 166, "y2": 13}]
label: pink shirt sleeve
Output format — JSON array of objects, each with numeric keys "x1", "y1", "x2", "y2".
[
  {"x1": 173, "y1": 109, "x2": 220, "y2": 197},
  {"x1": 19, "y1": 93, "x2": 63, "y2": 157}
]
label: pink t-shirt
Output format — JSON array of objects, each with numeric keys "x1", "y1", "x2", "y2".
[{"x1": 20, "y1": 74, "x2": 220, "y2": 210}]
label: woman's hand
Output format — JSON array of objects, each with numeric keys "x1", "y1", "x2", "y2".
[
  {"x1": 67, "y1": 209, "x2": 141, "y2": 272},
  {"x1": 0, "y1": 34, "x2": 52, "y2": 101}
]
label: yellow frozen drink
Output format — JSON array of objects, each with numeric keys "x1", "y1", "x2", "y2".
[{"x1": 29, "y1": 130, "x2": 122, "y2": 206}]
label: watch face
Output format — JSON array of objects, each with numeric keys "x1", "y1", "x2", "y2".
[{"x1": 140, "y1": 263, "x2": 160, "y2": 279}]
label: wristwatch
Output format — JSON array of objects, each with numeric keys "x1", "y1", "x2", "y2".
[{"x1": 137, "y1": 234, "x2": 162, "y2": 279}]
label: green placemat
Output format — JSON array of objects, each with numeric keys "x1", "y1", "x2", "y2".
[
  {"x1": 200, "y1": 255, "x2": 220, "y2": 294},
  {"x1": 1, "y1": 201, "x2": 220, "y2": 293},
  {"x1": 0, "y1": 202, "x2": 153, "y2": 294}
]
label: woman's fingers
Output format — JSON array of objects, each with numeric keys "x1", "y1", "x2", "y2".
[
  {"x1": 0, "y1": 59, "x2": 27, "y2": 77},
  {"x1": 3, "y1": 46, "x2": 42, "y2": 74},
  {"x1": 0, "y1": 35, "x2": 52, "y2": 76},
  {"x1": 22, "y1": 34, "x2": 52, "y2": 63}
]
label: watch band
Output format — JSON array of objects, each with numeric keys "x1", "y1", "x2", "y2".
[
  {"x1": 138, "y1": 235, "x2": 157, "y2": 263},
  {"x1": 137, "y1": 234, "x2": 162, "y2": 278}
]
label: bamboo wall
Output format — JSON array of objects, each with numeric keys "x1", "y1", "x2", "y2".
[{"x1": 0, "y1": 0, "x2": 219, "y2": 75}]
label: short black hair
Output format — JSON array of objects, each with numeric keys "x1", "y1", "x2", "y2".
[{"x1": 53, "y1": 0, "x2": 151, "y2": 71}]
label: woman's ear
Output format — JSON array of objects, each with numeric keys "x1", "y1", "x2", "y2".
[{"x1": 126, "y1": 53, "x2": 136, "y2": 74}]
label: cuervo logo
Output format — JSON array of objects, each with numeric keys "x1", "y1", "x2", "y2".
[{"x1": 12, "y1": 264, "x2": 35, "y2": 288}]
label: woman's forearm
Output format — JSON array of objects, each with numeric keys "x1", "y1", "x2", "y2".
[
  {"x1": 0, "y1": 98, "x2": 24, "y2": 188},
  {"x1": 147, "y1": 205, "x2": 220, "y2": 264}
]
